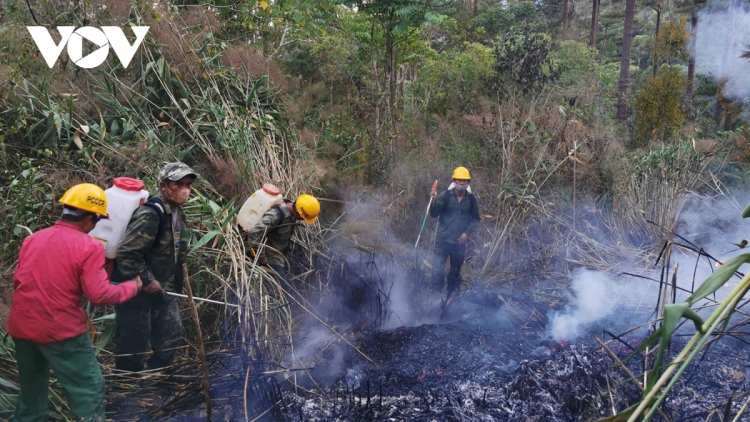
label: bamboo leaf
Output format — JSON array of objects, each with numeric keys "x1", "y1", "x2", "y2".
[
  {"x1": 687, "y1": 254, "x2": 750, "y2": 305},
  {"x1": 193, "y1": 230, "x2": 220, "y2": 249},
  {"x1": 742, "y1": 202, "x2": 750, "y2": 218},
  {"x1": 622, "y1": 328, "x2": 662, "y2": 364},
  {"x1": 594, "y1": 404, "x2": 637, "y2": 421}
]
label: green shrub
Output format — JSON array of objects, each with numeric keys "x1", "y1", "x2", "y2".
[
  {"x1": 632, "y1": 67, "x2": 686, "y2": 142},
  {"x1": 549, "y1": 40, "x2": 599, "y2": 87}
]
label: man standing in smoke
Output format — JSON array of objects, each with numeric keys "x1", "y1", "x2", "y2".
[{"x1": 429, "y1": 166, "x2": 481, "y2": 293}]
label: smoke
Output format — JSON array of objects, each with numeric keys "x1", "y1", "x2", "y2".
[
  {"x1": 282, "y1": 321, "x2": 347, "y2": 388},
  {"x1": 547, "y1": 191, "x2": 750, "y2": 342},
  {"x1": 546, "y1": 268, "x2": 652, "y2": 341},
  {"x1": 346, "y1": 366, "x2": 364, "y2": 390},
  {"x1": 695, "y1": 5, "x2": 750, "y2": 99}
]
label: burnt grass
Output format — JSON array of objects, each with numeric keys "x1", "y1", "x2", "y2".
[
  {"x1": 100, "y1": 280, "x2": 750, "y2": 421},
  {"x1": 279, "y1": 283, "x2": 750, "y2": 422}
]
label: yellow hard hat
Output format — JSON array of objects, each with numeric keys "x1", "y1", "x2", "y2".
[
  {"x1": 452, "y1": 166, "x2": 471, "y2": 180},
  {"x1": 58, "y1": 183, "x2": 108, "y2": 217},
  {"x1": 295, "y1": 194, "x2": 320, "y2": 225}
]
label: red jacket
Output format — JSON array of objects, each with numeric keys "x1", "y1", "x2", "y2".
[{"x1": 7, "y1": 221, "x2": 138, "y2": 343}]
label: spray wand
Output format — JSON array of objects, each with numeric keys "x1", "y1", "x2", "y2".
[
  {"x1": 166, "y1": 291, "x2": 239, "y2": 308},
  {"x1": 415, "y1": 180, "x2": 438, "y2": 248}
]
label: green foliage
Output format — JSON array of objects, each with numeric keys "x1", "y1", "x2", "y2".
[
  {"x1": 214, "y1": 0, "x2": 338, "y2": 47},
  {"x1": 494, "y1": 25, "x2": 560, "y2": 94},
  {"x1": 549, "y1": 41, "x2": 599, "y2": 87},
  {"x1": 599, "y1": 250, "x2": 750, "y2": 421},
  {"x1": 317, "y1": 113, "x2": 369, "y2": 180},
  {"x1": 334, "y1": 0, "x2": 454, "y2": 33},
  {"x1": 416, "y1": 42, "x2": 495, "y2": 114},
  {"x1": 629, "y1": 140, "x2": 703, "y2": 174},
  {"x1": 632, "y1": 67, "x2": 686, "y2": 142},
  {"x1": 652, "y1": 18, "x2": 689, "y2": 65},
  {"x1": 472, "y1": 2, "x2": 541, "y2": 37},
  {"x1": 0, "y1": 156, "x2": 55, "y2": 252},
  {"x1": 694, "y1": 74, "x2": 718, "y2": 96},
  {"x1": 282, "y1": 45, "x2": 321, "y2": 82}
]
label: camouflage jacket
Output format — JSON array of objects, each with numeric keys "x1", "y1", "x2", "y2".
[
  {"x1": 116, "y1": 191, "x2": 188, "y2": 298},
  {"x1": 429, "y1": 189, "x2": 481, "y2": 244},
  {"x1": 246, "y1": 200, "x2": 297, "y2": 267}
]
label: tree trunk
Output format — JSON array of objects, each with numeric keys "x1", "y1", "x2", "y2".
[
  {"x1": 652, "y1": 6, "x2": 661, "y2": 76},
  {"x1": 687, "y1": 9, "x2": 697, "y2": 96},
  {"x1": 590, "y1": 0, "x2": 600, "y2": 47},
  {"x1": 385, "y1": 24, "x2": 396, "y2": 179},
  {"x1": 617, "y1": 0, "x2": 635, "y2": 122},
  {"x1": 617, "y1": 0, "x2": 636, "y2": 121},
  {"x1": 563, "y1": 0, "x2": 570, "y2": 38},
  {"x1": 714, "y1": 98, "x2": 723, "y2": 126}
]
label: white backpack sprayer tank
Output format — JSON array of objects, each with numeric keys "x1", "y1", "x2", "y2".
[
  {"x1": 237, "y1": 184, "x2": 283, "y2": 231},
  {"x1": 89, "y1": 177, "x2": 150, "y2": 259}
]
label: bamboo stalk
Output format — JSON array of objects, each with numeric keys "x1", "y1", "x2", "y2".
[
  {"x1": 595, "y1": 337, "x2": 672, "y2": 421},
  {"x1": 630, "y1": 271, "x2": 750, "y2": 421},
  {"x1": 183, "y1": 264, "x2": 212, "y2": 422}
]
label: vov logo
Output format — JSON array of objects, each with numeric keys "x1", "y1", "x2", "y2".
[{"x1": 27, "y1": 26, "x2": 150, "y2": 69}]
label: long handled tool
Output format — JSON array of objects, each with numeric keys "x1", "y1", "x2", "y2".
[
  {"x1": 166, "y1": 291, "x2": 239, "y2": 308},
  {"x1": 415, "y1": 180, "x2": 438, "y2": 248}
]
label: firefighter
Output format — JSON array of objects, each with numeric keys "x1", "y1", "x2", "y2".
[
  {"x1": 113, "y1": 162, "x2": 197, "y2": 372},
  {"x1": 429, "y1": 166, "x2": 481, "y2": 293},
  {"x1": 246, "y1": 193, "x2": 320, "y2": 284},
  {"x1": 7, "y1": 183, "x2": 142, "y2": 421}
]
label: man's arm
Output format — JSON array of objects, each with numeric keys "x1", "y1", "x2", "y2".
[
  {"x1": 116, "y1": 208, "x2": 160, "y2": 283},
  {"x1": 247, "y1": 208, "x2": 281, "y2": 261},
  {"x1": 429, "y1": 191, "x2": 446, "y2": 218},
  {"x1": 81, "y1": 243, "x2": 140, "y2": 305}
]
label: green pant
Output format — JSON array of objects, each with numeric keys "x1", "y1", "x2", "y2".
[{"x1": 13, "y1": 333, "x2": 105, "y2": 422}]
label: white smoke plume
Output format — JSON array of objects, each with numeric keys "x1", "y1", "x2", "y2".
[
  {"x1": 547, "y1": 268, "x2": 653, "y2": 341},
  {"x1": 695, "y1": 5, "x2": 750, "y2": 99},
  {"x1": 547, "y1": 191, "x2": 750, "y2": 342}
]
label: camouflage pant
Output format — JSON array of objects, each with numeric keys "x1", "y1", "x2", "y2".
[
  {"x1": 269, "y1": 263, "x2": 289, "y2": 288},
  {"x1": 431, "y1": 241, "x2": 466, "y2": 292},
  {"x1": 114, "y1": 294, "x2": 183, "y2": 372}
]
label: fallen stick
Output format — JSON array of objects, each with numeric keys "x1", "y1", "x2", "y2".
[{"x1": 183, "y1": 264, "x2": 212, "y2": 422}]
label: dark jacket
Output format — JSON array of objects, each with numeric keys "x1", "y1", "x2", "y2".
[
  {"x1": 246, "y1": 200, "x2": 297, "y2": 267},
  {"x1": 116, "y1": 191, "x2": 188, "y2": 306},
  {"x1": 429, "y1": 189, "x2": 480, "y2": 244}
]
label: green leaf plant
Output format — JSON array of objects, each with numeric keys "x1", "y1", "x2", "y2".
[{"x1": 597, "y1": 250, "x2": 750, "y2": 421}]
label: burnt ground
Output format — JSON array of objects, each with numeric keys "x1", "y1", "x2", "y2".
[
  {"x1": 277, "y1": 282, "x2": 750, "y2": 422},
  {"x1": 45, "y1": 277, "x2": 750, "y2": 422}
]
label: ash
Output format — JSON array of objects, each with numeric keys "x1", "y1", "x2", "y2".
[{"x1": 279, "y1": 284, "x2": 750, "y2": 422}]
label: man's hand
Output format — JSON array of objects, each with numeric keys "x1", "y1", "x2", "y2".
[
  {"x1": 258, "y1": 256, "x2": 269, "y2": 266},
  {"x1": 430, "y1": 187, "x2": 437, "y2": 198},
  {"x1": 143, "y1": 279, "x2": 165, "y2": 297},
  {"x1": 458, "y1": 233, "x2": 469, "y2": 245},
  {"x1": 133, "y1": 276, "x2": 143, "y2": 292}
]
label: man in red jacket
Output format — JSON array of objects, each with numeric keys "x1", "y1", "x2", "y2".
[{"x1": 7, "y1": 183, "x2": 142, "y2": 422}]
